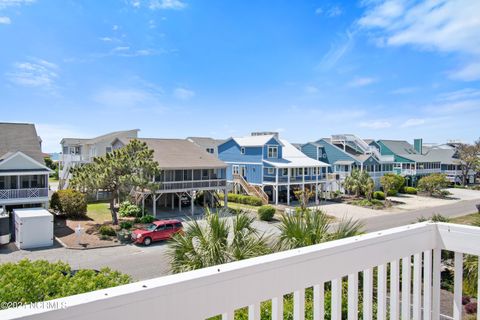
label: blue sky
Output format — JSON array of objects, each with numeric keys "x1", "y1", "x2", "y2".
[{"x1": 1, "y1": 0, "x2": 479, "y2": 152}]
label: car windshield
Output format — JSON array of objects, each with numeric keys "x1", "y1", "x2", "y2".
[{"x1": 145, "y1": 224, "x2": 157, "y2": 231}]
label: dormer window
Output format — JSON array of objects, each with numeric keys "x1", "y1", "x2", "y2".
[
  {"x1": 267, "y1": 146, "x2": 278, "y2": 158},
  {"x1": 240, "y1": 147, "x2": 245, "y2": 154}
]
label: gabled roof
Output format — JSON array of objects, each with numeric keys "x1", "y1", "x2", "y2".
[
  {"x1": 0, "y1": 123, "x2": 45, "y2": 163},
  {"x1": 0, "y1": 151, "x2": 51, "y2": 173},
  {"x1": 137, "y1": 138, "x2": 227, "y2": 170},
  {"x1": 264, "y1": 139, "x2": 329, "y2": 168},
  {"x1": 378, "y1": 140, "x2": 418, "y2": 155},
  {"x1": 423, "y1": 148, "x2": 458, "y2": 165},
  {"x1": 232, "y1": 134, "x2": 284, "y2": 147},
  {"x1": 61, "y1": 129, "x2": 139, "y2": 145},
  {"x1": 187, "y1": 137, "x2": 225, "y2": 149}
]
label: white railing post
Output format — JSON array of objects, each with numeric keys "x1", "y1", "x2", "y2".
[
  {"x1": 432, "y1": 249, "x2": 441, "y2": 319},
  {"x1": 272, "y1": 296, "x2": 283, "y2": 320},
  {"x1": 412, "y1": 253, "x2": 422, "y2": 320},
  {"x1": 453, "y1": 252, "x2": 463, "y2": 320},
  {"x1": 248, "y1": 303, "x2": 260, "y2": 320},
  {"x1": 348, "y1": 274, "x2": 358, "y2": 320},
  {"x1": 293, "y1": 290, "x2": 305, "y2": 320},
  {"x1": 390, "y1": 260, "x2": 400, "y2": 320},
  {"x1": 331, "y1": 278, "x2": 342, "y2": 320},
  {"x1": 423, "y1": 250, "x2": 432, "y2": 320},
  {"x1": 313, "y1": 283, "x2": 324, "y2": 320},
  {"x1": 363, "y1": 268, "x2": 373, "y2": 320},
  {"x1": 401, "y1": 256, "x2": 411, "y2": 320},
  {"x1": 377, "y1": 264, "x2": 387, "y2": 320}
]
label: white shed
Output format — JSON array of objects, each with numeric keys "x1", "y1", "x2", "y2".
[{"x1": 14, "y1": 208, "x2": 54, "y2": 249}]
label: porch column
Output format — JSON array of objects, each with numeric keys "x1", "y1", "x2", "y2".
[
  {"x1": 275, "y1": 168, "x2": 279, "y2": 205},
  {"x1": 171, "y1": 193, "x2": 174, "y2": 210},
  {"x1": 191, "y1": 191, "x2": 195, "y2": 216},
  {"x1": 302, "y1": 169, "x2": 305, "y2": 191},
  {"x1": 287, "y1": 168, "x2": 291, "y2": 206},
  {"x1": 178, "y1": 194, "x2": 182, "y2": 212},
  {"x1": 142, "y1": 195, "x2": 145, "y2": 216},
  {"x1": 152, "y1": 193, "x2": 157, "y2": 217},
  {"x1": 224, "y1": 189, "x2": 228, "y2": 208},
  {"x1": 315, "y1": 167, "x2": 319, "y2": 205}
]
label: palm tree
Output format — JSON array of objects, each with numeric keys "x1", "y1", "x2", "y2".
[
  {"x1": 168, "y1": 209, "x2": 271, "y2": 273},
  {"x1": 344, "y1": 168, "x2": 374, "y2": 198},
  {"x1": 276, "y1": 209, "x2": 364, "y2": 250}
]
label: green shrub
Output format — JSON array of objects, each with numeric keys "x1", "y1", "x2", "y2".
[
  {"x1": 404, "y1": 187, "x2": 418, "y2": 194},
  {"x1": 0, "y1": 259, "x2": 130, "y2": 308},
  {"x1": 258, "y1": 205, "x2": 276, "y2": 221},
  {"x1": 98, "y1": 225, "x2": 116, "y2": 237},
  {"x1": 227, "y1": 193, "x2": 263, "y2": 206},
  {"x1": 118, "y1": 201, "x2": 141, "y2": 217},
  {"x1": 373, "y1": 191, "x2": 385, "y2": 200},
  {"x1": 119, "y1": 221, "x2": 133, "y2": 230},
  {"x1": 353, "y1": 199, "x2": 384, "y2": 208},
  {"x1": 140, "y1": 215, "x2": 155, "y2": 224},
  {"x1": 417, "y1": 173, "x2": 450, "y2": 196},
  {"x1": 387, "y1": 189, "x2": 398, "y2": 197},
  {"x1": 50, "y1": 189, "x2": 87, "y2": 218}
]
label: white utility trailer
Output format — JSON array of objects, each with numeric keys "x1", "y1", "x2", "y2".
[{"x1": 14, "y1": 208, "x2": 53, "y2": 249}]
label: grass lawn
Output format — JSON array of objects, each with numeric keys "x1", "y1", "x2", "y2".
[
  {"x1": 450, "y1": 213, "x2": 480, "y2": 226},
  {"x1": 87, "y1": 202, "x2": 112, "y2": 223},
  {"x1": 221, "y1": 201, "x2": 261, "y2": 212}
]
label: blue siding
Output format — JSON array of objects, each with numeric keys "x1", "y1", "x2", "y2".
[
  {"x1": 218, "y1": 139, "x2": 263, "y2": 163},
  {"x1": 300, "y1": 143, "x2": 318, "y2": 160},
  {"x1": 225, "y1": 163, "x2": 263, "y2": 184},
  {"x1": 311, "y1": 139, "x2": 358, "y2": 173}
]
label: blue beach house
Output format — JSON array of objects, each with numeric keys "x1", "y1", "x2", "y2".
[{"x1": 218, "y1": 132, "x2": 329, "y2": 205}]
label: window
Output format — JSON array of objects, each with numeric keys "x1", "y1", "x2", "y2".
[
  {"x1": 304, "y1": 168, "x2": 309, "y2": 176},
  {"x1": 267, "y1": 168, "x2": 274, "y2": 175},
  {"x1": 282, "y1": 168, "x2": 288, "y2": 176},
  {"x1": 165, "y1": 224, "x2": 174, "y2": 230},
  {"x1": 232, "y1": 165, "x2": 239, "y2": 175},
  {"x1": 240, "y1": 147, "x2": 245, "y2": 154},
  {"x1": 106, "y1": 147, "x2": 112, "y2": 154},
  {"x1": 156, "y1": 224, "x2": 166, "y2": 231},
  {"x1": 267, "y1": 146, "x2": 278, "y2": 158},
  {"x1": 206, "y1": 148, "x2": 214, "y2": 154},
  {"x1": 298, "y1": 168, "x2": 303, "y2": 176}
]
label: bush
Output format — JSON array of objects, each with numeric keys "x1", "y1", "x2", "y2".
[
  {"x1": 140, "y1": 215, "x2": 155, "y2": 224},
  {"x1": 404, "y1": 187, "x2": 418, "y2": 194},
  {"x1": 462, "y1": 296, "x2": 471, "y2": 305},
  {"x1": 227, "y1": 193, "x2": 263, "y2": 206},
  {"x1": 353, "y1": 199, "x2": 384, "y2": 209},
  {"x1": 0, "y1": 259, "x2": 131, "y2": 308},
  {"x1": 258, "y1": 205, "x2": 276, "y2": 221},
  {"x1": 50, "y1": 189, "x2": 87, "y2": 218},
  {"x1": 118, "y1": 201, "x2": 141, "y2": 217},
  {"x1": 373, "y1": 191, "x2": 385, "y2": 200},
  {"x1": 119, "y1": 221, "x2": 133, "y2": 230},
  {"x1": 418, "y1": 173, "x2": 450, "y2": 196},
  {"x1": 98, "y1": 225, "x2": 116, "y2": 237},
  {"x1": 387, "y1": 189, "x2": 398, "y2": 197}
]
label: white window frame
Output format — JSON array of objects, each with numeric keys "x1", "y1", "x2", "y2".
[
  {"x1": 267, "y1": 146, "x2": 278, "y2": 158},
  {"x1": 206, "y1": 148, "x2": 214, "y2": 154},
  {"x1": 240, "y1": 147, "x2": 245, "y2": 155},
  {"x1": 232, "y1": 165, "x2": 239, "y2": 175},
  {"x1": 267, "y1": 168, "x2": 274, "y2": 175}
]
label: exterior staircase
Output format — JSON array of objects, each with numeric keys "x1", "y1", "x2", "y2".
[{"x1": 232, "y1": 174, "x2": 269, "y2": 204}]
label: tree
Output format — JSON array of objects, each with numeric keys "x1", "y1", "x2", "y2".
[
  {"x1": 380, "y1": 174, "x2": 396, "y2": 204},
  {"x1": 417, "y1": 173, "x2": 450, "y2": 197},
  {"x1": 70, "y1": 140, "x2": 160, "y2": 224},
  {"x1": 294, "y1": 188, "x2": 315, "y2": 211},
  {"x1": 343, "y1": 168, "x2": 375, "y2": 198},
  {"x1": 456, "y1": 139, "x2": 480, "y2": 186},
  {"x1": 168, "y1": 209, "x2": 271, "y2": 273},
  {"x1": 276, "y1": 209, "x2": 364, "y2": 250}
]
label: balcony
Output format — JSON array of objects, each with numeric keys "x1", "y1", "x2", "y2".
[
  {"x1": 156, "y1": 179, "x2": 227, "y2": 191},
  {"x1": 2, "y1": 222, "x2": 478, "y2": 320},
  {"x1": 0, "y1": 188, "x2": 49, "y2": 204},
  {"x1": 263, "y1": 175, "x2": 327, "y2": 184}
]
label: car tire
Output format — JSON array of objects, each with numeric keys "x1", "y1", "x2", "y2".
[{"x1": 143, "y1": 237, "x2": 152, "y2": 246}]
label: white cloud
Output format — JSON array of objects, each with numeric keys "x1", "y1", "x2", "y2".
[
  {"x1": 304, "y1": 85, "x2": 319, "y2": 94},
  {"x1": 449, "y1": 62, "x2": 480, "y2": 82},
  {"x1": 438, "y1": 88, "x2": 480, "y2": 101},
  {"x1": 0, "y1": 16, "x2": 11, "y2": 24},
  {"x1": 326, "y1": 6, "x2": 343, "y2": 17},
  {"x1": 147, "y1": 0, "x2": 186, "y2": 10},
  {"x1": 400, "y1": 118, "x2": 425, "y2": 128},
  {"x1": 6, "y1": 58, "x2": 58, "y2": 89},
  {"x1": 348, "y1": 76, "x2": 376, "y2": 87},
  {"x1": 173, "y1": 87, "x2": 195, "y2": 100},
  {"x1": 360, "y1": 120, "x2": 392, "y2": 129},
  {"x1": 390, "y1": 86, "x2": 418, "y2": 94},
  {"x1": 317, "y1": 31, "x2": 355, "y2": 70},
  {"x1": 314, "y1": 8, "x2": 322, "y2": 15},
  {"x1": 358, "y1": 0, "x2": 480, "y2": 82},
  {"x1": 0, "y1": 0, "x2": 35, "y2": 9}
]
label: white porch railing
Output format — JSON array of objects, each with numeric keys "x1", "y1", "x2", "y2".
[
  {"x1": 2, "y1": 222, "x2": 480, "y2": 320},
  {"x1": 157, "y1": 179, "x2": 227, "y2": 191},
  {"x1": 0, "y1": 188, "x2": 48, "y2": 200}
]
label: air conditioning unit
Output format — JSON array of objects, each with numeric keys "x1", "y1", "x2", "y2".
[{"x1": 0, "y1": 209, "x2": 10, "y2": 245}]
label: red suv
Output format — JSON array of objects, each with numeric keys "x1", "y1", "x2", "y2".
[{"x1": 131, "y1": 219, "x2": 183, "y2": 246}]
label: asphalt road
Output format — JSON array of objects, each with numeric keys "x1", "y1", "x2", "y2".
[{"x1": 1, "y1": 199, "x2": 479, "y2": 281}]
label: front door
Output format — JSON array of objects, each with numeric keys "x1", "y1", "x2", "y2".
[{"x1": 240, "y1": 166, "x2": 247, "y2": 179}]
